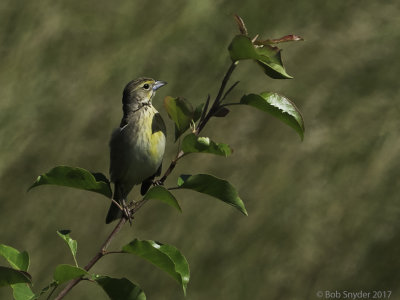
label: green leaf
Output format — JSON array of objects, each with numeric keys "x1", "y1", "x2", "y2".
[
  {"x1": 53, "y1": 264, "x2": 88, "y2": 284},
  {"x1": 193, "y1": 103, "x2": 204, "y2": 122},
  {"x1": 0, "y1": 267, "x2": 31, "y2": 287},
  {"x1": 177, "y1": 174, "x2": 247, "y2": 215},
  {"x1": 11, "y1": 283, "x2": 36, "y2": 300},
  {"x1": 122, "y1": 239, "x2": 189, "y2": 295},
  {"x1": 143, "y1": 186, "x2": 181, "y2": 212},
  {"x1": 96, "y1": 276, "x2": 146, "y2": 300},
  {"x1": 163, "y1": 96, "x2": 194, "y2": 141},
  {"x1": 240, "y1": 92, "x2": 305, "y2": 140},
  {"x1": 56, "y1": 230, "x2": 78, "y2": 266},
  {"x1": 28, "y1": 166, "x2": 112, "y2": 198},
  {"x1": 182, "y1": 133, "x2": 232, "y2": 157},
  {"x1": 38, "y1": 282, "x2": 57, "y2": 297},
  {"x1": 228, "y1": 35, "x2": 292, "y2": 79},
  {"x1": 0, "y1": 244, "x2": 29, "y2": 271}
]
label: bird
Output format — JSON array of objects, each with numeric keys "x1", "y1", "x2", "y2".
[{"x1": 105, "y1": 77, "x2": 167, "y2": 224}]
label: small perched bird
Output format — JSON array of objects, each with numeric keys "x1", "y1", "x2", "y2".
[{"x1": 106, "y1": 78, "x2": 167, "y2": 224}]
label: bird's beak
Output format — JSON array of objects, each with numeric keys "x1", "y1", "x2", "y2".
[{"x1": 153, "y1": 80, "x2": 167, "y2": 91}]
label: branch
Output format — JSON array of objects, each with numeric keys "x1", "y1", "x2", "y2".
[
  {"x1": 160, "y1": 61, "x2": 239, "y2": 187},
  {"x1": 159, "y1": 150, "x2": 185, "y2": 184},
  {"x1": 214, "y1": 61, "x2": 238, "y2": 106},
  {"x1": 52, "y1": 59, "x2": 239, "y2": 300},
  {"x1": 54, "y1": 217, "x2": 127, "y2": 300},
  {"x1": 197, "y1": 61, "x2": 238, "y2": 134},
  {"x1": 221, "y1": 81, "x2": 240, "y2": 103}
]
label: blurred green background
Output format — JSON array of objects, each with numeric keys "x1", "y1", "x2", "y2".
[{"x1": 1, "y1": 0, "x2": 399, "y2": 299}]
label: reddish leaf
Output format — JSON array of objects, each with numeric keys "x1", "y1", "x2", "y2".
[
  {"x1": 254, "y1": 35, "x2": 304, "y2": 45},
  {"x1": 234, "y1": 14, "x2": 248, "y2": 35}
]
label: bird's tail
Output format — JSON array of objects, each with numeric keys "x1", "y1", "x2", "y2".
[{"x1": 105, "y1": 183, "x2": 123, "y2": 224}]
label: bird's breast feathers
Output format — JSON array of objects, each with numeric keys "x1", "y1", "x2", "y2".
[{"x1": 109, "y1": 106, "x2": 166, "y2": 185}]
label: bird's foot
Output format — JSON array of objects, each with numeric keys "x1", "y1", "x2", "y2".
[
  {"x1": 153, "y1": 179, "x2": 164, "y2": 186},
  {"x1": 122, "y1": 199, "x2": 134, "y2": 226}
]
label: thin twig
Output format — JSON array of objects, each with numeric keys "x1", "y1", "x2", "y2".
[
  {"x1": 54, "y1": 217, "x2": 127, "y2": 300},
  {"x1": 103, "y1": 251, "x2": 125, "y2": 255},
  {"x1": 47, "y1": 285, "x2": 58, "y2": 300},
  {"x1": 220, "y1": 102, "x2": 243, "y2": 107},
  {"x1": 167, "y1": 186, "x2": 180, "y2": 191},
  {"x1": 197, "y1": 61, "x2": 238, "y2": 134},
  {"x1": 131, "y1": 198, "x2": 149, "y2": 214},
  {"x1": 197, "y1": 94, "x2": 210, "y2": 130},
  {"x1": 221, "y1": 81, "x2": 240, "y2": 103},
  {"x1": 214, "y1": 61, "x2": 239, "y2": 107},
  {"x1": 159, "y1": 150, "x2": 185, "y2": 183}
]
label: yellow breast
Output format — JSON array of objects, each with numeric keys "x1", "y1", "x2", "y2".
[{"x1": 143, "y1": 106, "x2": 166, "y2": 165}]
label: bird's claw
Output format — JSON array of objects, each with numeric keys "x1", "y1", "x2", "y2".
[
  {"x1": 153, "y1": 180, "x2": 164, "y2": 186},
  {"x1": 122, "y1": 200, "x2": 134, "y2": 225}
]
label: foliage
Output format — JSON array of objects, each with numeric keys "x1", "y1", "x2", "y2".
[{"x1": 1, "y1": 15, "x2": 303, "y2": 299}]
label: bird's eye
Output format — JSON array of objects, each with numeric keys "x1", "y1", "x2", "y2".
[{"x1": 143, "y1": 84, "x2": 150, "y2": 90}]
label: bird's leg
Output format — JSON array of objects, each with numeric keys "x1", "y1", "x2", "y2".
[
  {"x1": 117, "y1": 185, "x2": 133, "y2": 225},
  {"x1": 121, "y1": 198, "x2": 133, "y2": 226}
]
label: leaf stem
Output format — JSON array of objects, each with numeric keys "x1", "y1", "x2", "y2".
[
  {"x1": 103, "y1": 251, "x2": 124, "y2": 255},
  {"x1": 214, "y1": 61, "x2": 239, "y2": 106},
  {"x1": 54, "y1": 217, "x2": 127, "y2": 300},
  {"x1": 46, "y1": 286, "x2": 58, "y2": 300},
  {"x1": 167, "y1": 186, "x2": 180, "y2": 191},
  {"x1": 220, "y1": 102, "x2": 243, "y2": 107},
  {"x1": 197, "y1": 61, "x2": 238, "y2": 134},
  {"x1": 221, "y1": 81, "x2": 240, "y2": 103}
]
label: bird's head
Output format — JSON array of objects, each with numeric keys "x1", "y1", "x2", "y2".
[{"x1": 122, "y1": 77, "x2": 167, "y2": 110}]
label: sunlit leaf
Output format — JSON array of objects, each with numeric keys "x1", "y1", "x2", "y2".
[
  {"x1": 0, "y1": 244, "x2": 29, "y2": 272},
  {"x1": 56, "y1": 230, "x2": 78, "y2": 266},
  {"x1": 228, "y1": 35, "x2": 292, "y2": 79},
  {"x1": 96, "y1": 276, "x2": 146, "y2": 300},
  {"x1": 240, "y1": 92, "x2": 304, "y2": 140},
  {"x1": 53, "y1": 264, "x2": 88, "y2": 284},
  {"x1": 122, "y1": 239, "x2": 189, "y2": 295},
  {"x1": 11, "y1": 283, "x2": 36, "y2": 300},
  {"x1": 0, "y1": 267, "x2": 31, "y2": 287},
  {"x1": 177, "y1": 174, "x2": 247, "y2": 215},
  {"x1": 182, "y1": 134, "x2": 232, "y2": 157},
  {"x1": 28, "y1": 166, "x2": 112, "y2": 198},
  {"x1": 143, "y1": 186, "x2": 181, "y2": 212},
  {"x1": 163, "y1": 96, "x2": 194, "y2": 141}
]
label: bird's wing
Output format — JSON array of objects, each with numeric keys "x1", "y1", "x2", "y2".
[{"x1": 109, "y1": 127, "x2": 128, "y2": 184}]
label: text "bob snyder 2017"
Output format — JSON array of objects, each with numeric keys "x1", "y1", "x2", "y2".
[{"x1": 317, "y1": 290, "x2": 392, "y2": 299}]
